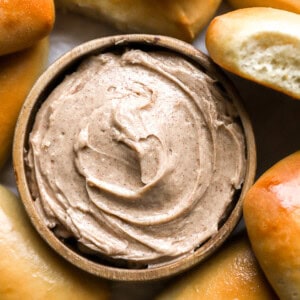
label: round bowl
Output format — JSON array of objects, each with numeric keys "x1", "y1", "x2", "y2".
[{"x1": 13, "y1": 34, "x2": 256, "y2": 281}]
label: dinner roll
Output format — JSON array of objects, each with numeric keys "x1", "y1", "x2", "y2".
[
  {"x1": 156, "y1": 235, "x2": 277, "y2": 300},
  {"x1": 244, "y1": 151, "x2": 300, "y2": 299},
  {"x1": 0, "y1": 0, "x2": 54, "y2": 55},
  {"x1": 206, "y1": 8, "x2": 300, "y2": 99},
  {"x1": 55, "y1": 0, "x2": 221, "y2": 42},
  {"x1": 0, "y1": 39, "x2": 49, "y2": 169},
  {"x1": 0, "y1": 185, "x2": 110, "y2": 299},
  {"x1": 226, "y1": 0, "x2": 300, "y2": 14}
]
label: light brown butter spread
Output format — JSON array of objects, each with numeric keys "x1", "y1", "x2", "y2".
[{"x1": 26, "y1": 49, "x2": 246, "y2": 265}]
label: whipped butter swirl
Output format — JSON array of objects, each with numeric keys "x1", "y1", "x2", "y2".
[{"x1": 26, "y1": 49, "x2": 246, "y2": 265}]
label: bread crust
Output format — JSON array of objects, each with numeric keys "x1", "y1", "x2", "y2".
[
  {"x1": 55, "y1": 0, "x2": 221, "y2": 42},
  {"x1": 206, "y1": 7, "x2": 300, "y2": 99},
  {"x1": 227, "y1": 0, "x2": 300, "y2": 14},
  {"x1": 0, "y1": 39, "x2": 49, "y2": 169},
  {"x1": 243, "y1": 151, "x2": 300, "y2": 299},
  {"x1": 0, "y1": 185, "x2": 109, "y2": 299},
  {"x1": 0, "y1": 0, "x2": 55, "y2": 55},
  {"x1": 156, "y1": 236, "x2": 277, "y2": 300}
]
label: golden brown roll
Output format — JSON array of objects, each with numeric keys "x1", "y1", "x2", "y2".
[
  {"x1": 0, "y1": 185, "x2": 110, "y2": 299},
  {"x1": 0, "y1": 0, "x2": 55, "y2": 55},
  {"x1": 55, "y1": 0, "x2": 221, "y2": 42},
  {"x1": 0, "y1": 39, "x2": 49, "y2": 169},
  {"x1": 244, "y1": 151, "x2": 300, "y2": 299},
  {"x1": 226, "y1": 0, "x2": 300, "y2": 14},
  {"x1": 206, "y1": 8, "x2": 300, "y2": 99},
  {"x1": 0, "y1": 0, "x2": 55, "y2": 56},
  {"x1": 156, "y1": 235, "x2": 277, "y2": 300}
]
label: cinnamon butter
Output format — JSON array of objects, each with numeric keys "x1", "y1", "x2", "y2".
[{"x1": 26, "y1": 49, "x2": 246, "y2": 265}]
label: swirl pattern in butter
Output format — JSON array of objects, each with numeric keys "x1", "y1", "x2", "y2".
[{"x1": 26, "y1": 50, "x2": 246, "y2": 265}]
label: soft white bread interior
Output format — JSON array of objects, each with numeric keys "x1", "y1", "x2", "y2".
[
  {"x1": 226, "y1": 0, "x2": 300, "y2": 14},
  {"x1": 243, "y1": 151, "x2": 300, "y2": 299},
  {"x1": 0, "y1": 185, "x2": 109, "y2": 299},
  {"x1": 156, "y1": 235, "x2": 277, "y2": 300},
  {"x1": 206, "y1": 7, "x2": 300, "y2": 99},
  {"x1": 55, "y1": 0, "x2": 222, "y2": 42}
]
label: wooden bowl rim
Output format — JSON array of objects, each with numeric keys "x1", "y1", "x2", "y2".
[{"x1": 13, "y1": 34, "x2": 256, "y2": 282}]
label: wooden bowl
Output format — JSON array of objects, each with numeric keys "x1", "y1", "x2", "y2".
[{"x1": 13, "y1": 34, "x2": 256, "y2": 281}]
